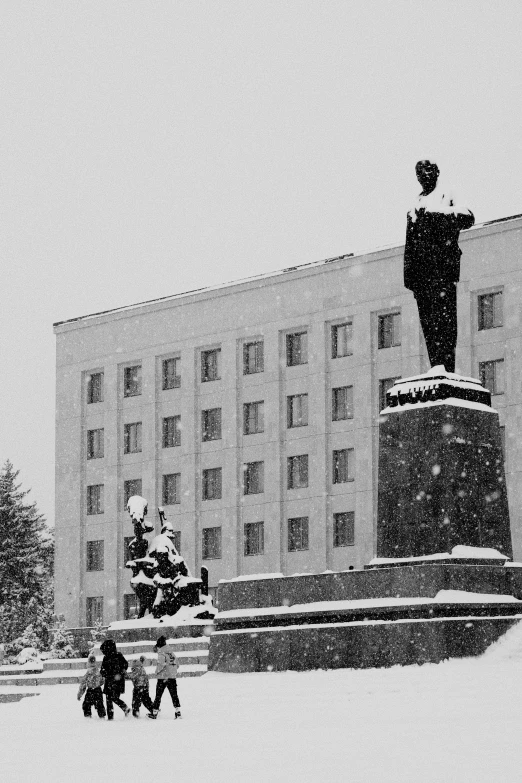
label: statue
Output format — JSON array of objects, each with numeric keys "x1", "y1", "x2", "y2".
[
  {"x1": 125, "y1": 496, "x2": 215, "y2": 621},
  {"x1": 404, "y1": 160, "x2": 474, "y2": 373}
]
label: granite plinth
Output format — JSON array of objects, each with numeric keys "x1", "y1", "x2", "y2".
[{"x1": 377, "y1": 402, "x2": 511, "y2": 559}]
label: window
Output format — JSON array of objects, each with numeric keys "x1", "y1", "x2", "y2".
[
  {"x1": 478, "y1": 292, "x2": 503, "y2": 331},
  {"x1": 87, "y1": 428, "x2": 104, "y2": 459},
  {"x1": 287, "y1": 393, "x2": 308, "y2": 428},
  {"x1": 87, "y1": 372, "x2": 104, "y2": 404},
  {"x1": 163, "y1": 415, "x2": 181, "y2": 448},
  {"x1": 124, "y1": 422, "x2": 142, "y2": 454},
  {"x1": 201, "y1": 349, "x2": 221, "y2": 382},
  {"x1": 86, "y1": 597, "x2": 103, "y2": 627},
  {"x1": 123, "y1": 594, "x2": 137, "y2": 621},
  {"x1": 202, "y1": 468, "x2": 222, "y2": 500},
  {"x1": 286, "y1": 332, "x2": 308, "y2": 366},
  {"x1": 123, "y1": 536, "x2": 134, "y2": 564},
  {"x1": 171, "y1": 531, "x2": 181, "y2": 553},
  {"x1": 243, "y1": 341, "x2": 264, "y2": 375},
  {"x1": 379, "y1": 377, "x2": 400, "y2": 411},
  {"x1": 378, "y1": 313, "x2": 401, "y2": 349},
  {"x1": 244, "y1": 522, "x2": 264, "y2": 556},
  {"x1": 202, "y1": 408, "x2": 222, "y2": 441},
  {"x1": 332, "y1": 386, "x2": 354, "y2": 421},
  {"x1": 287, "y1": 455, "x2": 308, "y2": 489},
  {"x1": 124, "y1": 365, "x2": 142, "y2": 397},
  {"x1": 86, "y1": 540, "x2": 104, "y2": 571},
  {"x1": 124, "y1": 479, "x2": 142, "y2": 505},
  {"x1": 480, "y1": 360, "x2": 505, "y2": 395},
  {"x1": 332, "y1": 322, "x2": 353, "y2": 358},
  {"x1": 162, "y1": 357, "x2": 181, "y2": 389},
  {"x1": 333, "y1": 511, "x2": 355, "y2": 547},
  {"x1": 243, "y1": 401, "x2": 264, "y2": 435},
  {"x1": 202, "y1": 527, "x2": 222, "y2": 559},
  {"x1": 288, "y1": 517, "x2": 309, "y2": 551},
  {"x1": 163, "y1": 473, "x2": 181, "y2": 505},
  {"x1": 244, "y1": 461, "x2": 264, "y2": 495},
  {"x1": 87, "y1": 484, "x2": 104, "y2": 515},
  {"x1": 333, "y1": 449, "x2": 355, "y2": 484}
]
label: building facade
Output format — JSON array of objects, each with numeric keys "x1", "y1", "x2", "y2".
[{"x1": 54, "y1": 215, "x2": 522, "y2": 627}]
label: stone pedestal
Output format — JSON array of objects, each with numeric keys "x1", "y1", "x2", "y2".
[{"x1": 376, "y1": 369, "x2": 512, "y2": 559}]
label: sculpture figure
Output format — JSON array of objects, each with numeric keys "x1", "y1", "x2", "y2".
[
  {"x1": 404, "y1": 160, "x2": 474, "y2": 373},
  {"x1": 125, "y1": 496, "x2": 156, "y2": 618}
]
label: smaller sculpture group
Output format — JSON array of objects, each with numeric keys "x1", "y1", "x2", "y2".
[{"x1": 125, "y1": 496, "x2": 212, "y2": 620}]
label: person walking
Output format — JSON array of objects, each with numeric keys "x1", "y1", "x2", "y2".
[
  {"x1": 77, "y1": 654, "x2": 106, "y2": 718},
  {"x1": 127, "y1": 655, "x2": 157, "y2": 719},
  {"x1": 100, "y1": 639, "x2": 130, "y2": 720},
  {"x1": 150, "y1": 635, "x2": 181, "y2": 719}
]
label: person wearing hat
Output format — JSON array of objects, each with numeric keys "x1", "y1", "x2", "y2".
[
  {"x1": 404, "y1": 159, "x2": 474, "y2": 374},
  {"x1": 100, "y1": 639, "x2": 130, "y2": 720},
  {"x1": 149, "y1": 635, "x2": 181, "y2": 719}
]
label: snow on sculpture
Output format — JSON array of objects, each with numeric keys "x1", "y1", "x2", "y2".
[{"x1": 125, "y1": 497, "x2": 215, "y2": 620}]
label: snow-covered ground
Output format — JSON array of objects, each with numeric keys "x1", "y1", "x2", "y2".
[{"x1": 1, "y1": 625, "x2": 522, "y2": 783}]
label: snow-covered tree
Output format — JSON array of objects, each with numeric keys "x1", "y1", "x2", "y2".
[
  {"x1": 0, "y1": 460, "x2": 54, "y2": 647},
  {"x1": 48, "y1": 620, "x2": 78, "y2": 659}
]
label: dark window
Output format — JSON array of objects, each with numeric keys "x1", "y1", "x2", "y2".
[
  {"x1": 243, "y1": 341, "x2": 264, "y2": 375},
  {"x1": 162, "y1": 357, "x2": 181, "y2": 389},
  {"x1": 332, "y1": 386, "x2": 354, "y2": 421},
  {"x1": 244, "y1": 462, "x2": 264, "y2": 495},
  {"x1": 87, "y1": 484, "x2": 104, "y2": 515},
  {"x1": 379, "y1": 377, "x2": 401, "y2": 411},
  {"x1": 163, "y1": 415, "x2": 181, "y2": 448},
  {"x1": 378, "y1": 313, "x2": 401, "y2": 349},
  {"x1": 333, "y1": 449, "x2": 355, "y2": 484},
  {"x1": 124, "y1": 365, "x2": 142, "y2": 397},
  {"x1": 123, "y1": 594, "x2": 137, "y2": 621},
  {"x1": 478, "y1": 292, "x2": 503, "y2": 331},
  {"x1": 87, "y1": 428, "x2": 104, "y2": 459},
  {"x1": 202, "y1": 468, "x2": 222, "y2": 500},
  {"x1": 86, "y1": 596, "x2": 103, "y2": 626},
  {"x1": 86, "y1": 540, "x2": 104, "y2": 571},
  {"x1": 332, "y1": 322, "x2": 353, "y2": 358},
  {"x1": 288, "y1": 517, "x2": 309, "y2": 551},
  {"x1": 333, "y1": 512, "x2": 355, "y2": 547},
  {"x1": 124, "y1": 422, "x2": 142, "y2": 454},
  {"x1": 202, "y1": 527, "x2": 222, "y2": 559},
  {"x1": 287, "y1": 394, "x2": 308, "y2": 428},
  {"x1": 243, "y1": 401, "x2": 264, "y2": 435},
  {"x1": 286, "y1": 332, "x2": 308, "y2": 366},
  {"x1": 201, "y1": 349, "x2": 221, "y2": 382},
  {"x1": 202, "y1": 408, "x2": 222, "y2": 441},
  {"x1": 123, "y1": 536, "x2": 134, "y2": 564},
  {"x1": 87, "y1": 372, "x2": 104, "y2": 404},
  {"x1": 162, "y1": 473, "x2": 181, "y2": 505},
  {"x1": 124, "y1": 479, "x2": 142, "y2": 506},
  {"x1": 287, "y1": 455, "x2": 308, "y2": 489},
  {"x1": 244, "y1": 522, "x2": 264, "y2": 556},
  {"x1": 479, "y1": 360, "x2": 505, "y2": 395}
]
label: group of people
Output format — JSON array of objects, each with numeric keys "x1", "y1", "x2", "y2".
[{"x1": 77, "y1": 635, "x2": 181, "y2": 720}]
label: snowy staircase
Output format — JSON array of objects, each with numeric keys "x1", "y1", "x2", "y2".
[{"x1": 0, "y1": 635, "x2": 209, "y2": 687}]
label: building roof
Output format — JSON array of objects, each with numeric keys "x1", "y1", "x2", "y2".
[{"x1": 53, "y1": 213, "x2": 522, "y2": 330}]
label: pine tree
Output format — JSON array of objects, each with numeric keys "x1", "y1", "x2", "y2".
[{"x1": 0, "y1": 460, "x2": 53, "y2": 646}]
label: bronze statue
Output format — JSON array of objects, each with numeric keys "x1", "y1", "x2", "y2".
[{"x1": 404, "y1": 160, "x2": 474, "y2": 373}]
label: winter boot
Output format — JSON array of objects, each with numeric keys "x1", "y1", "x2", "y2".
[{"x1": 175, "y1": 709, "x2": 181, "y2": 719}]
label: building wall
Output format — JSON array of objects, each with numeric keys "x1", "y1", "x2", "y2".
[{"x1": 54, "y1": 216, "x2": 522, "y2": 626}]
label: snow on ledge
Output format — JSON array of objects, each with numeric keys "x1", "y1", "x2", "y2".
[
  {"x1": 381, "y1": 397, "x2": 496, "y2": 415},
  {"x1": 369, "y1": 546, "x2": 508, "y2": 566}
]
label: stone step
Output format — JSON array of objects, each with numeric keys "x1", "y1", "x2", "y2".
[
  {"x1": 41, "y1": 649, "x2": 209, "y2": 671},
  {"x1": 0, "y1": 663, "x2": 207, "y2": 687},
  {"x1": 92, "y1": 636, "x2": 210, "y2": 657}
]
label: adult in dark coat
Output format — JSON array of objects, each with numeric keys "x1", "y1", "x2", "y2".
[
  {"x1": 100, "y1": 639, "x2": 130, "y2": 719},
  {"x1": 404, "y1": 160, "x2": 474, "y2": 373}
]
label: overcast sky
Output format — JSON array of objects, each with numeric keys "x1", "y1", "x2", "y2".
[{"x1": 1, "y1": 1, "x2": 521, "y2": 526}]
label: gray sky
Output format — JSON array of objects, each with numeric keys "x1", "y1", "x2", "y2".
[{"x1": 1, "y1": 1, "x2": 521, "y2": 526}]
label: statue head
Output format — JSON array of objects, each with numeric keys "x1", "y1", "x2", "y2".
[
  {"x1": 127, "y1": 495, "x2": 154, "y2": 536},
  {"x1": 415, "y1": 160, "x2": 439, "y2": 195}
]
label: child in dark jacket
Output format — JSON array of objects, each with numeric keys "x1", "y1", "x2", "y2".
[
  {"x1": 127, "y1": 655, "x2": 157, "y2": 718},
  {"x1": 77, "y1": 654, "x2": 106, "y2": 718}
]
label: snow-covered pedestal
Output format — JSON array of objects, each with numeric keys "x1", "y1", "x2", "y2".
[{"x1": 376, "y1": 367, "x2": 512, "y2": 559}]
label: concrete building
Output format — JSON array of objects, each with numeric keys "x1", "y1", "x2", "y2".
[{"x1": 54, "y1": 214, "x2": 522, "y2": 627}]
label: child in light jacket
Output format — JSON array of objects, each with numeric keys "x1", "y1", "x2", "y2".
[
  {"x1": 127, "y1": 655, "x2": 157, "y2": 718},
  {"x1": 151, "y1": 635, "x2": 181, "y2": 719},
  {"x1": 77, "y1": 654, "x2": 106, "y2": 718}
]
